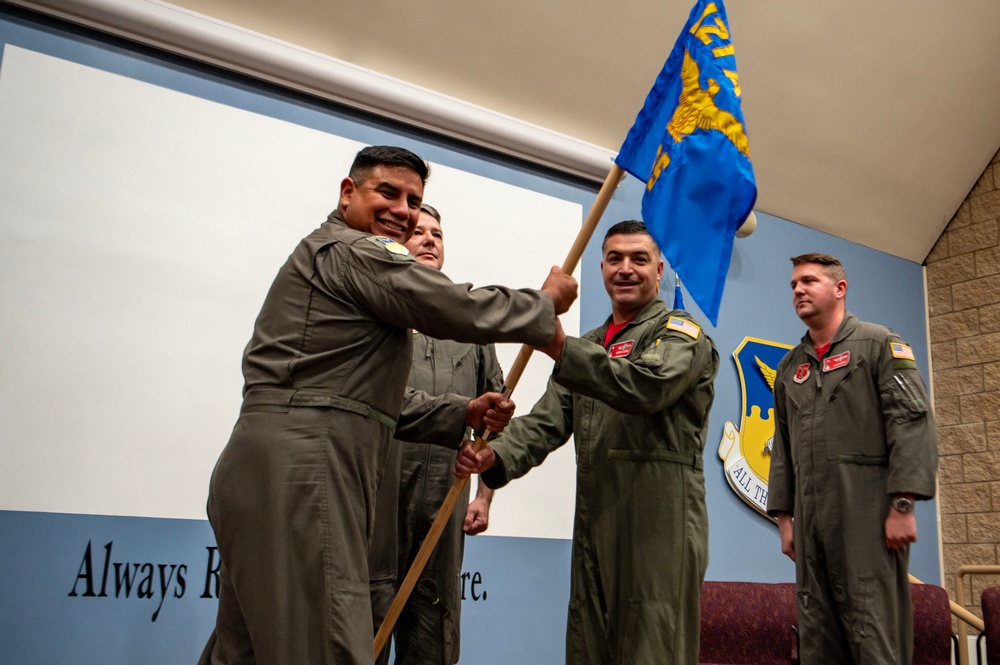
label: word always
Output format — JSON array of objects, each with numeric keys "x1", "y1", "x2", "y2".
[{"x1": 68, "y1": 541, "x2": 222, "y2": 621}]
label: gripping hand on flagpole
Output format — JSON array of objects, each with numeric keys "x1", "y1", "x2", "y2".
[
  {"x1": 465, "y1": 392, "x2": 515, "y2": 434},
  {"x1": 454, "y1": 441, "x2": 498, "y2": 479},
  {"x1": 541, "y1": 266, "x2": 578, "y2": 315}
]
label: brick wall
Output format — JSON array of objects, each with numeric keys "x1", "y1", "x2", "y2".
[{"x1": 926, "y1": 147, "x2": 1000, "y2": 623}]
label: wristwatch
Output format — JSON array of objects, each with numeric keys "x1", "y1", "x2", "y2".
[{"x1": 891, "y1": 496, "x2": 914, "y2": 514}]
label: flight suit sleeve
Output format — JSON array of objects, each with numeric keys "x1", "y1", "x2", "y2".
[
  {"x1": 877, "y1": 336, "x2": 938, "y2": 500},
  {"x1": 480, "y1": 377, "x2": 574, "y2": 490},
  {"x1": 332, "y1": 241, "x2": 555, "y2": 348},
  {"x1": 766, "y1": 359, "x2": 795, "y2": 516},
  {"x1": 393, "y1": 387, "x2": 469, "y2": 447},
  {"x1": 551, "y1": 322, "x2": 711, "y2": 416}
]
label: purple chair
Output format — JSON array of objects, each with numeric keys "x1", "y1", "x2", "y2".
[
  {"x1": 910, "y1": 583, "x2": 957, "y2": 665},
  {"x1": 979, "y1": 585, "x2": 1000, "y2": 665},
  {"x1": 698, "y1": 581, "x2": 798, "y2": 664}
]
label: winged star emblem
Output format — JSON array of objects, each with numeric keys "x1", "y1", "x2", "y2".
[{"x1": 718, "y1": 338, "x2": 792, "y2": 517}]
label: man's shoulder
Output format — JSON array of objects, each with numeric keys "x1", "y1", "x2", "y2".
[
  {"x1": 776, "y1": 342, "x2": 808, "y2": 375},
  {"x1": 361, "y1": 235, "x2": 415, "y2": 262},
  {"x1": 661, "y1": 310, "x2": 708, "y2": 343},
  {"x1": 843, "y1": 317, "x2": 912, "y2": 357},
  {"x1": 320, "y1": 223, "x2": 415, "y2": 264},
  {"x1": 319, "y1": 210, "x2": 413, "y2": 261},
  {"x1": 306, "y1": 213, "x2": 361, "y2": 248},
  {"x1": 847, "y1": 316, "x2": 894, "y2": 339}
]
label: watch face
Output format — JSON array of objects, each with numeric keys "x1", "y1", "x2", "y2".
[{"x1": 892, "y1": 497, "x2": 914, "y2": 513}]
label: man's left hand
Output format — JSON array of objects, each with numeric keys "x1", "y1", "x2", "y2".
[
  {"x1": 885, "y1": 508, "x2": 917, "y2": 550},
  {"x1": 454, "y1": 441, "x2": 497, "y2": 479},
  {"x1": 464, "y1": 496, "x2": 490, "y2": 535},
  {"x1": 466, "y1": 392, "x2": 515, "y2": 433}
]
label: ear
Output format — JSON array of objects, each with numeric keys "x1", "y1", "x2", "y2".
[
  {"x1": 338, "y1": 177, "x2": 356, "y2": 212},
  {"x1": 656, "y1": 259, "x2": 664, "y2": 282},
  {"x1": 835, "y1": 279, "x2": 848, "y2": 299}
]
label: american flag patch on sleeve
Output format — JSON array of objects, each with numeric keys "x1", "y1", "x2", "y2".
[
  {"x1": 890, "y1": 342, "x2": 915, "y2": 361},
  {"x1": 666, "y1": 316, "x2": 700, "y2": 339}
]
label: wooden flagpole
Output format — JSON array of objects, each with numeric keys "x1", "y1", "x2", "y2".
[{"x1": 374, "y1": 163, "x2": 625, "y2": 657}]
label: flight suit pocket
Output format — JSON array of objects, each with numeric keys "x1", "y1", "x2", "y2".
[
  {"x1": 411, "y1": 578, "x2": 451, "y2": 665},
  {"x1": 566, "y1": 600, "x2": 610, "y2": 664},
  {"x1": 328, "y1": 582, "x2": 376, "y2": 662},
  {"x1": 450, "y1": 346, "x2": 477, "y2": 394},
  {"x1": 620, "y1": 600, "x2": 678, "y2": 663},
  {"x1": 882, "y1": 373, "x2": 928, "y2": 423},
  {"x1": 827, "y1": 358, "x2": 866, "y2": 402},
  {"x1": 441, "y1": 606, "x2": 460, "y2": 665},
  {"x1": 851, "y1": 575, "x2": 876, "y2": 640}
]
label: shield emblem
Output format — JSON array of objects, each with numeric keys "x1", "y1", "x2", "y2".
[{"x1": 718, "y1": 336, "x2": 793, "y2": 517}]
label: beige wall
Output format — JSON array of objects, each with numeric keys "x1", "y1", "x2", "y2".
[{"x1": 927, "y1": 147, "x2": 1000, "y2": 623}]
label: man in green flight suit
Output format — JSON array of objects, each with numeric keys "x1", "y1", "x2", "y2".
[
  {"x1": 456, "y1": 220, "x2": 719, "y2": 665},
  {"x1": 370, "y1": 203, "x2": 502, "y2": 665},
  {"x1": 767, "y1": 253, "x2": 938, "y2": 664},
  {"x1": 199, "y1": 146, "x2": 578, "y2": 665}
]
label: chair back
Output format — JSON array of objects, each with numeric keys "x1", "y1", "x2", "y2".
[
  {"x1": 699, "y1": 581, "x2": 797, "y2": 664},
  {"x1": 911, "y1": 583, "x2": 954, "y2": 665},
  {"x1": 982, "y1": 585, "x2": 1000, "y2": 665}
]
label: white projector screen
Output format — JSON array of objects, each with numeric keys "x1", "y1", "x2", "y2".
[{"x1": 0, "y1": 44, "x2": 581, "y2": 539}]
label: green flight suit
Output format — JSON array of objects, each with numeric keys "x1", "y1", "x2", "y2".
[
  {"x1": 199, "y1": 211, "x2": 554, "y2": 665},
  {"x1": 767, "y1": 312, "x2": 938, "y2": 665},
  {"x1": 370, "y1": 334, "x2": 503, "y2": 665},
  {"x1": 481, "y1": 298, "x2": 719, "y2": 665}
]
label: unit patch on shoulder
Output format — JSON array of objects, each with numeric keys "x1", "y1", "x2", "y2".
[
  {"x1": 365, "y1": 235, "x2": 413, "y2": 262},
  {"x1": 666, "y1": 316, "x2": 700, "y2": 339},
  {"x1": 372, "y1": 236, "x2": 410, "y2": 255},
  {"x1": 890, "y1": 342, "x2": 915, "y2": 361}
]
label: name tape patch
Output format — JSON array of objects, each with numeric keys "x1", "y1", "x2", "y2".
[
  {"x1": 822, "y1": 351, "x2": 850, "y2": 373},
  {"x1": 608, "y1": 340, "x2": 634, "y2": 358}
]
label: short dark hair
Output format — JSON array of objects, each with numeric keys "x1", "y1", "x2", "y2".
[
  {"x1": 349, "y1": 145, "x2": 429, "y2": 185},
  {"x1": 791, "y1": 252, "x2": 847, "y2": 283},
  {"x1": 419, "y1": 203, "x2": 441, "y2": 223},
  {"x1": 602, "y1": 220, "x2": 660, "y2": 254}
]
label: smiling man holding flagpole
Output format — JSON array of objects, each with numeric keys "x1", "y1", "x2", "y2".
[
  {"x1": 454, "y1": 2, "x2": 752, "y2": 663},
  {"x1": 381, "y1": 1, "x2": 756, "y2": 661}
]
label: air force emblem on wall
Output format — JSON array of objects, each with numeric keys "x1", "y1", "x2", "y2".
[{"x1": 718, "y1": 337, "x2": 793, "y2": 517}]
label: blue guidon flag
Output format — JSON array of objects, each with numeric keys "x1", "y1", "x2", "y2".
[{"x1": 615, "y1": 0, "x2": 757, "y2": 326}]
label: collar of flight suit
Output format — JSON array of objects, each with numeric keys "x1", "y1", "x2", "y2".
[
  {"x1": 596, "y1": 296, "x2": 671, "y2": 343},
  {"x1": 325, "y1": 209, "x2": 349, "y2": 228},
  {"x1": 799, "y1": 310, "x2": 860, "y2": 360}
]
